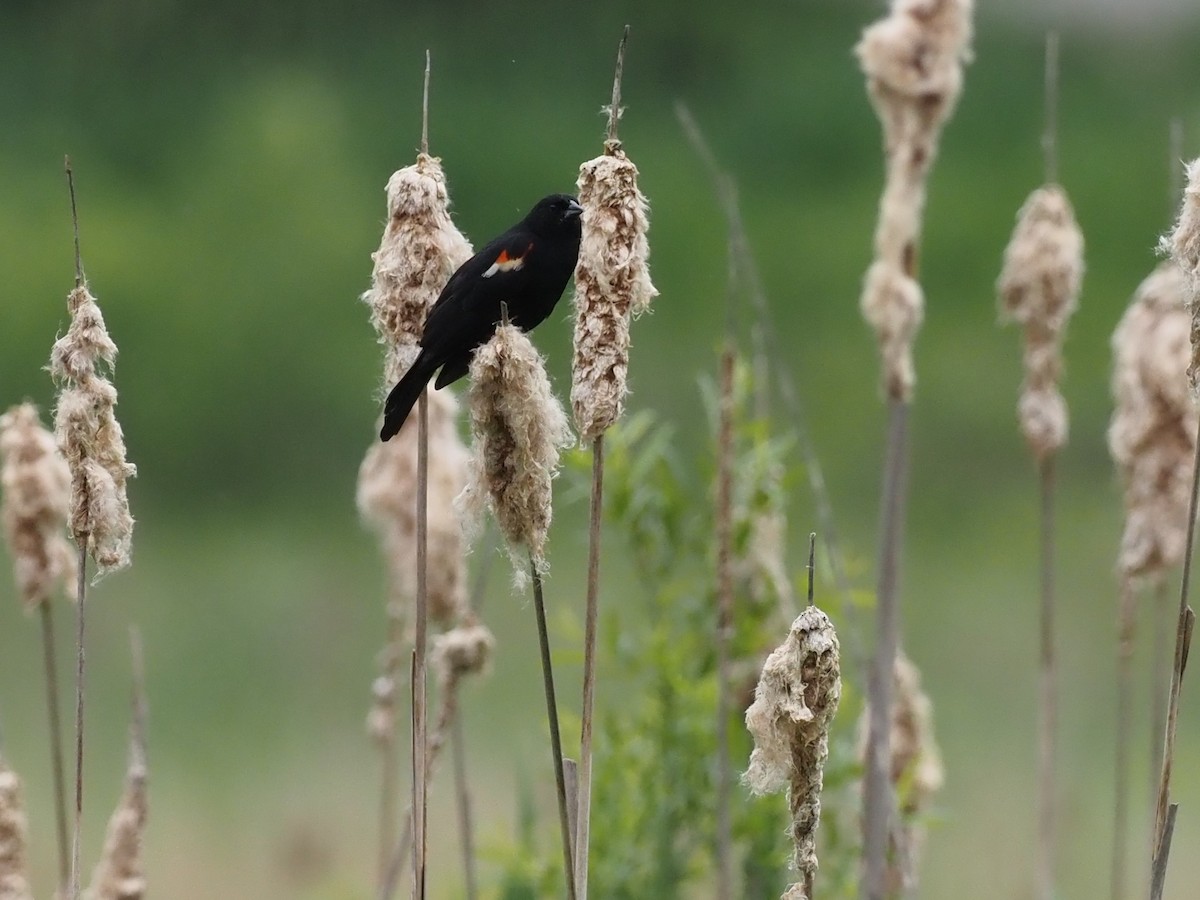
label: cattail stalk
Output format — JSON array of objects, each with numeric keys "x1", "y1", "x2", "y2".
[
  {"x1": 52, "y1": 159, "x2": 137, "y2": 900},
  {"x1": 571, "y1": 28, "x2": 657, "y2": 898},
  {"x1": 744, "y1": 604, "x2": 842, "y2": 900},
  {"x1": 0, "y1": 752, "x2": 35, "y2": 900},
  {"x1": 0, "y1": 402, "x2": 75, "y2": 890},
  {"x1": 1148, "y1": 156, "x2": 1200, "y2": 899},
  {"x1": 854, "y1": 4, "x2": 972, "y2": 894}
]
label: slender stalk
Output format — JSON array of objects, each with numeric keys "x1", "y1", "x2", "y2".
[
  {"x1": 38, "y1": 600, "x2": 70, "y2": 890},
  {"x1": 451, "y1": 713, "x2": 478, "y2": 900},
  {"x1": 862, "y1": 398, "x2": 909, "y2": 900},
  {"x1": 421, "y1": 51, "x2": 430, "y2": 156},
  {"x1": 1149, "y1": 432, "x2": 1200, "y2": 892},
  {"x1": 1150, "y1": 803, "x2": 1179, "y2": 900},
  {"x1": 531, "y1": 557, "x2": 577, "y2": 900},
  {"x1": 413, "y1": 390, "x2": 430, "y2": 900},
  {"x1": 1041, "y1": 32, "x2": 1059, "y2": 186},
  {"x1": 1037, "y1": 454, "x2": 1058, "y2": 900},
  {"x1": 714, "y1": 345, "x2": 736, "y2": 900},
  {"x1": 575, "y1": 435, "x2": 603, "y2": 899},
  {"x1": 1113, "y1": 577, "x2": 1137, "y2": 900},
  {"x1": 71, "y1": 541, "x2": 86, "y2": 900}
]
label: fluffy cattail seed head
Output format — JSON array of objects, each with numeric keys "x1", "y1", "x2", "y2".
[
  {"x1": 571, "y1": 142, "x2": 658, "y2": 442},
  {"x1": 84, "y1": 758, "x2": 147, "y2": 900},
  {"x1": 49, "y1": 285, "x2": 136, "y2": 575},
  {"x1": 855, "y1": 0, "x2": 974, "y2": 402},
  {"x1": 363, "y1": 153, "x2": 473, "y2": 384},
  {"x1": 1, "y1": 403, "x2": 77, "y2": 610},
  {"x1": 1109, "y1": 262, "x2": 1197, "y2": 584},
  {"x1": 357, "y1": 387, "x2": 470, "y2": 629},
  {"x1": 1160, "y1": 158, "x2": 1200, "y2": 392},
  {"x1": 743, "y1": 606, "x2": 841, "y2": 898},
  {"x1": 998, "y1": 185, "x2": 1085, "y2": 458},
  {"x1": 432, "y1": 617, "x2": 495, "y2": 691},
  {"x1": 459, "y1": 324, "x2": 571, "y2": 576},
  {"x1": 0, "y1": 756, "x2": 34, "y2": 900}
]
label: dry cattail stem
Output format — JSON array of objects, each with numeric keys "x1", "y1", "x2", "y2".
[
  {"x1": 459, "y1": 323, "x2": 571, "y2": 577},
  {"x1": 856, "y1": 0, "x2": 973, "y2": 402},
  {"x1": 744, "y1": 606, "x2": 842, "y2": 900},
  {"x1": 1, "y1": 403, "x2": 77, "y2": 609},
  {"x1": 49, "y1": 285, "x2": 137, "y2": 575},
  {"x1": 998, "y1": 185, "x2": 1085, "y2": 458},
  {"x1": 0, "y1": 755, "x2": 35, "y2": 900}
]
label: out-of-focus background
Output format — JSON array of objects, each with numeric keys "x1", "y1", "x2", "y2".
[{"x1": 2, "y1": 1, "x2": 1199, "y2": 897}]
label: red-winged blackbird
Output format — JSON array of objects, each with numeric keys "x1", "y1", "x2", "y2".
[{"x1": 379, "y1": 193, "x2": 583, "y2": 441}]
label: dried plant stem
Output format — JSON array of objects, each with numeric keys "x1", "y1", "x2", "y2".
[
  {"x1": 1114, "y1": 577, "x2": 1137, "y2": 900},
  {"x1": 531, "y1": 557, "x2": 577, "y2": 900},
  {"x1": 1150, "y1": 804, "x2": 1179, "y2": 900},
  {"x1": 451, "y1": 713, "x2": 477, "y2": 900},
  {"x1": 71, "y1": 540, "x2": 86, "y2": 900},
  {"x1": 575, "y1": 435, "x2": 603, "y2": 899},
  {"x1": 412, "y1": 391, "x2": 429, "y2": 900},
  {"x1": 1149, "y1": 435, "x2": 1200, "y2": 898},
  {"x1": 1037, "y1": 454, "x2": 1058, "y2": 900},
  {"x1": 714, "y1": 345, "x2": 736, "y2": 900},
  {"x1": 863, "y1": 397, "x2": 909, "y2": 900},
  {"x1": 37, "y1": 601, "x2": 70, "y2": 890}
]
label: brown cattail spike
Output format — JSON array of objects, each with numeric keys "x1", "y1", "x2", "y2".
[
  {"x1": 855, "y1": 0, "x2": 974, "y2": 401},
  {"x1": 1, "y1": 403, "x2": 77, "y2": 610},
  {"x1": 363, "y1": 154, "x2": 473, "y2": 385},
  {"x1": 1160, "y1": 159, "x2": 1200, "y2": 392},
  {"x1": 998, "y1": 185, "x2": 1085, "y2": 459},
  {"x1": 49, "y1": 284, "x2": 136, "y2": 575},
  {"x1": 460, "y1": 324, "x2": 571, "y2": 577},
  {"x1": 1110, "y1": 262, "x2": 1197, "y2": 583},
  {"x1": 744, "y1": 606, "x2": 842, "y2": 899},
  {"x1": 0, "y1": 755, "x2": 34, "y2": 900},
  {"x1": 571, "y1": 144, "x2": 658, "y2": 442}
]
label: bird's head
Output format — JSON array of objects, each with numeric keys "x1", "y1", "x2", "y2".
[{"x1": 523, "y1": 193, "x2": 583, "y2": 237}]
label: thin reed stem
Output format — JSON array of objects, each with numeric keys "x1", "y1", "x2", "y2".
[
  {"x1": 421, "y1": 51, "x2": 430, "y2": 156},
  {"x1": 531, "y1": 557, "x2": 578, "y2": 900},
  {"x1": 1149, "y1": 430, "x2": 1200, "y2": 894},
  {"x1": 71, "y1": 540, "x2": 86, "y2": 900},
  {"x1": 575, "y1": 434, "x2": 603, "y2": 899},
  {"x1": 413, "y1": 390, "x2": 430, "y2": 900},
  {"x1": 1114, "y1": 577, "x2": 1137, "y2": 900},
  {"x1": 1150, "y1": 804, "x2": 1179, "y2": 900},
  {"x1": 862, "y1": 397, "x2": 909, "y2": 900},
  {"x1": 451, "y1": 713, "x2": 478, "y2": 900},
  {"x1": 714, "y1": 344, "x2": 736, "y2": 900},
  {"x1": 39, "y1": 600, "x2": 70, "y2": 890},
  {"x1": 1042, "y1": 32, "x2": 1059, "y2": 186},
  {"x1": 1037, "y1": 454, "x2": 1058, "y2": 900}
]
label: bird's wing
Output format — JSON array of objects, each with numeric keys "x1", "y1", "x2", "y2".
[{"x1": 420, "y1": 228, "x2": 540, "y2": 352}]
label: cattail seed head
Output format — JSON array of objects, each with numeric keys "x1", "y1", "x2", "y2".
[
  {"x1": 84, "y1": 760, "x2": 147, "y2": 900},
  {"x1": 1160, "y1": 158, "x2": 1200, "y2": 392},
  {"x1": 357, "y1": 387, "x2": 470, "y2": 629},
  {"x1": 459, "y1": 324, "x2": 571, "y2": 576},
  {"x1": 432, "y1": 616, "x2": 495, "y2": 691},
  {"x1": 998, "y1": 185, "x2": 1085, "y2": 458},
  {"x1": 0, "y1": 756, "x2": 34, "y2": 900},
  {"x1": 49, "y1": 284, "x2": 136, "y2": 575},
  {"x1": 1109, "y1": 262, "x2": 1197, "y2": 583},
  {"x1": 1, "y1": 403, "x2": 77, "y2": 610},
  {"x1": 571, "y1": 142, "x2": 658, "y2": 442},
  {"x1": 855, "y1": 0, "x2": 973, "y2": 402},
  {"x1": 743, "y1": 606, "x2": 841, "y2": 897},
  {"x1": 363, "y1": 153, "x2": 473, "y2": 384}
]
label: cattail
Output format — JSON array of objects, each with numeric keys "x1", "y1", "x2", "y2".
[
  {"x1": 83, "y1": 749, "x2": 147, "y2": 900},
  {"x1": 1160, "y1": 158, "x2": 1200, "y2": 389},
  {"x1": 48, "y1": 285, "x2": 136, "y2": 574},
  {"x1": 1, "y1": 402, "x2": 77, "y2": 609},
  {"x1": 857, "y1": 652, "x2": 945, "y2": 896},
  {"x1": 743, "y1": 606, "x2": 842, "y2": 899},
  {"x1": 362, "y1": 153, "x2": 473, "y2": 385},
  {"x1": 1110, "y1": 262, "x2": 1196, "y2": 582},
  {"x1": 0, "y1": 755, "x2": 34, "y2": 900},
  {"x1": 358, "y1": 387, "x2": 470, "y2": 630},
  {"x1": 998, "y1": 186, "x2": 1085, "y2": 458},
  {"x1": 459, "y1": 324, "x2": 571, "y2": 577},
  {"x1": 571, "y1": 142, "x2": 658, "y2": 441},
  {"x1": 855, "y1": 0, "x2": 973, "y2": 401}
]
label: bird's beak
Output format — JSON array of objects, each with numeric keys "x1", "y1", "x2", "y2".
[{"x1": 566, "y1": 199, "x2": 583, "y2": 219}]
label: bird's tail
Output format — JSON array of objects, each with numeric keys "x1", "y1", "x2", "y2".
[{"x1": 379, "y1": 352, "x2": 438, "y2": 441}]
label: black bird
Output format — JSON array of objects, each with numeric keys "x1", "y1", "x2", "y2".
[{"x1": 379, "y1": 193, "x2": 583, "y2": 441}]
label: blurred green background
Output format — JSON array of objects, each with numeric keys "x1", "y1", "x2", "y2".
[{"x1": 2, "y1": 1, "x2": 1200, "y2": 897}]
